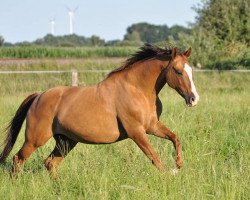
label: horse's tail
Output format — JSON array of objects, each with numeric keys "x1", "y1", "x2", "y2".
[{"x1": 0, "y1": 93, "x2": 39, "y2": 163}]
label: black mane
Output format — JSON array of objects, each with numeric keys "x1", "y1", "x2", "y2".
[{"x1": 108, "y1": 43, "x2": 175, "y2": 77}]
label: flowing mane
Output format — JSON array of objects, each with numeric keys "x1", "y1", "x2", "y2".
[{"x1": 107, "y1": 43, "x2": 175, "y2": 77}]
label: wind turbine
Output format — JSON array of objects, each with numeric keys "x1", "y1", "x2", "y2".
[
  {"x1": 67, "y1": 6, "x2": 78, "y2": 34},
  {"x1": 50, "y1": 18, "x2": 55, "y2": 35}
]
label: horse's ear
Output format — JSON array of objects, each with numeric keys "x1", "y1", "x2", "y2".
[
  {"x1": 171, "y1": 47, "x2": 178, "y2": 59},
  {"x1": 184, "y1": 47, "x2": 192, "y2": 58}
]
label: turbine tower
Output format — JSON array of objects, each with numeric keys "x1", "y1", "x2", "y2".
[
  {"x1": 67, "y1": 6, "x2": 78, "y2": 34},
  {"x1": 50, "y1": 18, "x2": 55, "y2": 35}
]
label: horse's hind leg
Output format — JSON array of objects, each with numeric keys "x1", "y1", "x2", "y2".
[
  {"x1": 11, "y1": 121, "x2": 53, "y2": 177},
  {"x1": 44, "y1": 134, "x2": 77, "y2": 179},
  {"x1": 11, "y1": 129, "x2": 52, "y2": 177},
  {"x1": 12, "y1": 141, "x2": 36, "y2": 177}
]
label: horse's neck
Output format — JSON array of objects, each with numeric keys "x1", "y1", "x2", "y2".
[
  {"x1": 125, "y1": 60, "x2": 168, "y2": 97},
  {"x1": 155, "y1": 68, "x2": 168, "y2": 95}
]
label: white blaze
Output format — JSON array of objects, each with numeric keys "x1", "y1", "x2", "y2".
[{"x1": 184, "y1": 63, "x2": 200, "y2": 106}]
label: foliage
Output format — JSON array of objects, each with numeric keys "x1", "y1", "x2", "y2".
[
  {"x1": 124, "y1": 22, "x2": 190, "y2": 43},
  {"x1": 34, "y1": 34, "x2": 105, "y2": 47},
  {"x1": 90, "y1": 35, "x2": 105, "y2": 47},
  {"x1": 124, "y1": 31, "x2": 141, "y2": 42},
  {"x1": 170, "y1": 0, "x2": 250, "y2": 69},
  {"x1": 193, "y1": 0, "x2": 250, "y2": 44}
]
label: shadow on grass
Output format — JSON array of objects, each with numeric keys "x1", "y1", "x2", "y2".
[{"x1": 0, "y1": 160, "x2": 12, "y2": 172}]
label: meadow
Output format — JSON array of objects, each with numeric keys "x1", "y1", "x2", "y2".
[{"x1": 0, "y1": 59, "x2": 249, "y2": 200}]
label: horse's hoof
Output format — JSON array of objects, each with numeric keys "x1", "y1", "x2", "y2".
[
  {"x1": 171, "y1": 168, "x2": 179, "y2": 175},
  {"x1": 10, "y1": 170, "x2": 19, "y2": 179},
  {"x1": 176, "y1": 159, "x2": 183, "y2": 169}
]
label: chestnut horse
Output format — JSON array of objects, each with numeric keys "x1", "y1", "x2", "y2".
[{"x1": 0, "y1": 44, "x2": 199, "y2": 177}]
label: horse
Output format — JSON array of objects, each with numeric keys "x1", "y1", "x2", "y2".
[{"x1": 0, "y1": 44, "x2": 199, "y2": 178}]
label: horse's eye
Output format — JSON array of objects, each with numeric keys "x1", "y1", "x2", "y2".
[{"x1": 174, "y1": 68, "x2": 183, "y2": 76}]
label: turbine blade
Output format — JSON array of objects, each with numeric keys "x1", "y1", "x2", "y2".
[
  {"x1": 74, "y1": 6, "x2": 79, "y2": 12},
  {"x1": 65, "y1": 5, "x2": 71, "y2": 11}
]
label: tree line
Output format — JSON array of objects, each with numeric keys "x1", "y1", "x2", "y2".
[{"x1": 1, "y1": 23, "x2": 190, "y2": 47}]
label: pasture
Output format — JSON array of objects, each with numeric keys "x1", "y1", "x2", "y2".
[{"x1": 0, "y1": 59, "x2": 249, "y2": 199}]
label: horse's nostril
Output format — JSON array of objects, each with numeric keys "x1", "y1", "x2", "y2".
[{"x1": 189, "y1": 96, "x2": 195, "y2": 104}]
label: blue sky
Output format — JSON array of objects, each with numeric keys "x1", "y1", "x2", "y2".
[{"x1": 0, "y1": 0, "x2": 201, "y2": 43}]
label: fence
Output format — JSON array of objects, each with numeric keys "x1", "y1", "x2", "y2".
[
  {"x1": 0, "y1": 70, "x2": 110, "y2": 86},
  {"x1": 0, "y1": 69, "x2": 249, "y2": 86}
]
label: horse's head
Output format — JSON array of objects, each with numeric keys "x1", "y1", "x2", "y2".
[{"x1": 166, "y1": 47, "x2": 199, "y2": 107}]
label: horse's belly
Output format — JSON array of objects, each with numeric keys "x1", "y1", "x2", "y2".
[
  {"x1": 56, "y1": 104, "x2": 120, "y2": 143},
  {"x1": 53, "y1": 86, "x2": 123, "y2": 143},
  {"x1": 74, "y1": 119, "x2": 119, "y2": 144},
  {"x1": 54, "y1": 120, "x2": 121, "y2": 144}
]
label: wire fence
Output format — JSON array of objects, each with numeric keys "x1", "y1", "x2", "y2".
[
  {"x1": 0, "y1": 70, "x2": 110, "y2": 74},
  {"x1": 0, "y1": 69, "x2": 249, "y2": 86},
  {"x1": 0, "y1": 69, "x2": 249, "y2": 74},
  {"x1": 194, "y1": 69, "x2": 250, "y2": 72},
  {"x1": 0, "y1": 69, "x2": 249, "y2": 95}
]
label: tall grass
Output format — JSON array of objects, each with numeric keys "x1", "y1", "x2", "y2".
[
  {"x1": 0, "y1": 46, "x2": 137, "y2": 58},
  {"x1": 0, "y1": 69, "x2": 249, "y2": 199}
]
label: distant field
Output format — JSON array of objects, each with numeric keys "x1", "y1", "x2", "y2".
[
  {"x1": 0, "y1": 61, "x2": 249, "y2": 199},
  {"x1": 0, "y1": 46, "x2": 137, "y2": 59}
]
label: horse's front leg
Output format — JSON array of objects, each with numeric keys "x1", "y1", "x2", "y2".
[
  {"x1": 149, "y1": 121, "x2": 183, "y2": 170},
  {"x1": 128, "y1": 127, "x2": 164, "y2": 171}
]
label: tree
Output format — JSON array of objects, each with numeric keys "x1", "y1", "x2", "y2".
[
  {"x1": 124, "y1": 23, "x2": 170, "y2": 43},
  {"x1": 125, "y1": 31, "x2": 141, "y2": 42},
  {"x1": 124, "y1": 22, "x2": 191, "y2": 44},
  {"x1": 33, "y1": 34, "x2": 105, "y2": 47},
  {"x1": 169, "y1": 25, "x2": 191, "y2": 40},
  {"x1": 174, "y1": 0, "x2": 250, "y2": 69},
  {"x1": 193, "y1": 0, "x2": 250, "y2": 44},
  {"x1": 90, "y1": 35, "x2": 105, "y2": 46}
]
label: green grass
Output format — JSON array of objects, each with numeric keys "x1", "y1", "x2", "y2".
[
  {"x1": 0, "y1": 67, "x2": 249, "y2": 199},
  {"x1": 0, "y1": 57, "x2": 123, "y2": 71},
  {"x1": 0, "y1": 46, "x2": 137, "y2": 58}
]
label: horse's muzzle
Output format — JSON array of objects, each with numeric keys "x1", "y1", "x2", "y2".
[{"x1": 185, "y1": 94, "x2": 199, "y2": 107}]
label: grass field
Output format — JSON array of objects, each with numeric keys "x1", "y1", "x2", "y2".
[
  {"x1": 0, "y1": 60, "x2": 249, "y2": 199},
  {"x1": 0, "y1": 46, "x2": 137, "y2": 59}
]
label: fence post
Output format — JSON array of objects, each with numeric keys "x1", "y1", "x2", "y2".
[{"x1": 71, "y1": 71, "x2": 78, "y2": 86}]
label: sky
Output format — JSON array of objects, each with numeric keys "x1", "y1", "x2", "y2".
[{"x1": 0, "y1": 0, "x2": 201, "y2": 43}]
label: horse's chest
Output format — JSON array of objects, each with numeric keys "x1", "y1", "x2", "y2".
[{"x1": 116, "y1": 96, "x2": 157, "y2": 130}]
